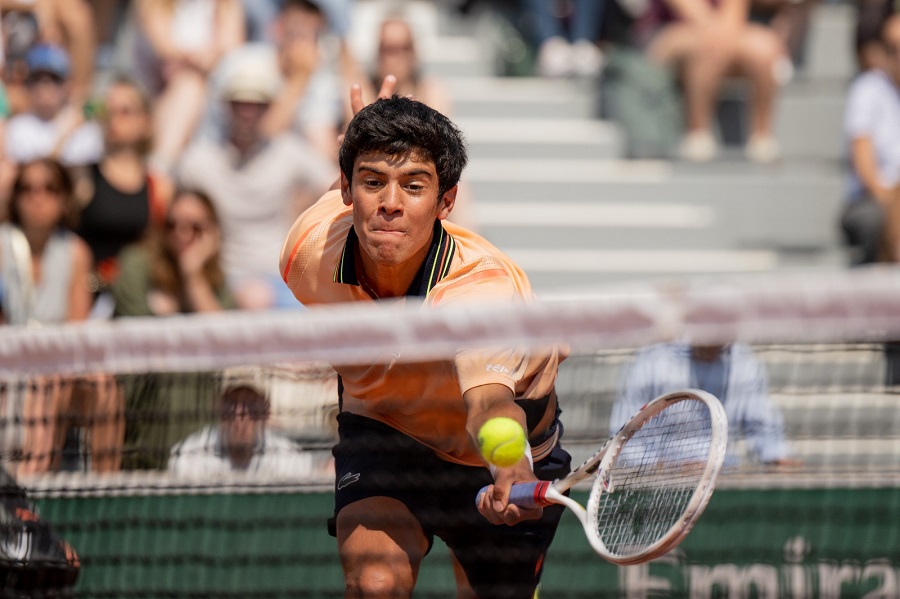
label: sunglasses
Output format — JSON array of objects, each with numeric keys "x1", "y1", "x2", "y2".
[
  {"x1": 19, "y1": 182, "x2": 62, "y2": 195},
  {"x1": 379, "y1": 43, "x2": 414, "y2": 55},
  {"x1": 221, "y1": 404, "x2": 267, "y2": 421},
  {"x1": 165, "y1": 219, "x2": 209, "y2": 235},
  {"x1": 26, "y1": 72, "x2": 65, "y2": 86},
  {"x1": 102, "y1": 105, "x2": 145, "y2": 119}
]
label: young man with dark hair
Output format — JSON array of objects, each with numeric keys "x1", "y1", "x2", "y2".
[{"x1": 280, "y1": 93, "x2": 570, "y2": 598}]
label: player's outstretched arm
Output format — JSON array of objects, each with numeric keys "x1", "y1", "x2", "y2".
[{"x1": 465, "y1": 383, "x2": 542, "y2": 526}]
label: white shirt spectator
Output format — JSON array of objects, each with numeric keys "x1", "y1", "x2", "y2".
[
  {"x1": 178, "y1": 133, "x2": 334, "y2": 288},
  {"x1": 6, "y1": 111, "x2": 103, "y2": 167},
  {"x1": 168, "y1": 425, "x2": 317, "y2": 478},
  {"x1": 613, "y1": 342, "x2": 790, "y2": 467},
  {"x1": 195, "y1": 43, "x2": 343, "y2": 150},
  {"x1": 843, "y1": 69, "x2": 900, "y2": 202}
]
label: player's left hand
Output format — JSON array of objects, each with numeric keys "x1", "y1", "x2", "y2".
[
  {"x1": 476, "y1": 462, "x2": 543, "y2": 526},
  {"x1": 349, "y1": 74, "x2": 396, "y2": 116}
]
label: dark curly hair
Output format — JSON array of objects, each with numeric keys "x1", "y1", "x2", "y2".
[{"x1": 339, "y1": 95, "x2": 468, "y2": 198}]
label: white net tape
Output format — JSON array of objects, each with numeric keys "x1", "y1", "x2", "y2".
[{"x1": 1, "y1": 267, "x2": 898, "y2": 377}]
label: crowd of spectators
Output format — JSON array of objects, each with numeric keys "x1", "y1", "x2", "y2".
[{"x1": 0, "y1": 0, "x2": 885, "y2": 475}]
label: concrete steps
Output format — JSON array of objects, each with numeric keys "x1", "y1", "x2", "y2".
[
  {"x1": 465, "y1": 156, "x2": 845, "y2": 289},
  {"x1": 371, "y1": 2, "x2": 857, "y2": 292}
]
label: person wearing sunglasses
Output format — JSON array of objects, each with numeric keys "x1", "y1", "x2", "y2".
[
  {"x1": 112, "y1": 188, "x2": 233, "y2": 317},
  {"x1": 74, "y1": 76, "x2": 172, "y2": 313},
  {"x1": 0, "y1": 158, "x2": 123, "y2": 475},
  {"x1": 110, "y1": 188, "x2": 235, "y2": 470}
]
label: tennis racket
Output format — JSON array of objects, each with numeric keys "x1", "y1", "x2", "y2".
[{"x1": 477, "y1": 388, "x2": 728, "y2": 565}]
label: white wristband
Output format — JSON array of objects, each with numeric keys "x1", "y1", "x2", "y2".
[{"x1": 489, "y1": 441, "x2": 533, "y2": 479}]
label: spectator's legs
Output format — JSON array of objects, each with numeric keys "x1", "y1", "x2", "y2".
[
  {"x1": 77, "y1": 375, "x2": 124, "y2": 473},
  {"x1": 525, "y1": 0, "x2": 572, "y2": 77},
  {"x1": 150, "y1": 69, "x2": 207, "y2": 174},
  {"x1": 571, "y1": 0, "x2": 603, "y2": 42},
  {"x1": 682, "y1": 44, "x2": 733, "y2": 135},
  {"x1": 879, "y1": 195, "x2": 900, "y2": 262},
  {"x1": 90, "y1": 0, "x2": 128, "y2": 69},
  {"x1": 841, "y1": 197, "x2": 885, "y2": 265},
  {"x1": 735, "y1": 24, "x2": 785, "y2": 163},
  {"x1": 240, "y1": 0, "x2": 280, "y2": 43},
  {"x1": 764, "y1": 0, "x2": 817, "y2": 67},
  {"x1": 525, "y1": 0, "x2": 566, "y2": 44},
  {"x1": 19, "y1": 376, "x2": 71, "y2": 475},
  {"x1": 570, "y1": 0, "x2": 605, "y2": 77},
  {"x1": 655, "y1": 25, "x2": 736, "y2": 161}
]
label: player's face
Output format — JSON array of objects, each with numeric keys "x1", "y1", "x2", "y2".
[{"x1": 342, "y1": 151, "x2": 455, "y2": 269}]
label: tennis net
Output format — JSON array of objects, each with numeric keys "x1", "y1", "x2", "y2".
[{"x1": 2, "y1": 267, "x2": 900, "y2": 598}]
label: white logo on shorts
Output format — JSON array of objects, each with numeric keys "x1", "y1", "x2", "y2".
[{"x1": 337, "y1": 472, "x2": 361, "y2": 490}]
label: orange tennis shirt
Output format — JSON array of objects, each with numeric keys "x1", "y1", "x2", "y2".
[{"x1": 280, "y1": 190, "x2": 563, "y2": 466}]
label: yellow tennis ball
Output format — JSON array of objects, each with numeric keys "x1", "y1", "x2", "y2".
[{"x1": 478, "y1": 417, "x2": 527, "y2": 468}]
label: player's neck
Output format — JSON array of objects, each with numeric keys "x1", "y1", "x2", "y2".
[
  {"x1": 356, "y1": 247, "x2": 428, "y2": 299},
  {"x1": 358, "y1": 264, "x2": 410, "y2": 299}
]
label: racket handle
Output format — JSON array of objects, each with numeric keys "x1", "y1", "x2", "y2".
[{"x1": 475, "y1": 481, "x2": 552, "y2": 509}]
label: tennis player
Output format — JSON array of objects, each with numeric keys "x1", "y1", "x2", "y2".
[{"x1": 279, "y1": 86, "x2": 571, "y2": 598}]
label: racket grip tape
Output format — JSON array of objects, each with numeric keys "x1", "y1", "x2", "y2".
[{"x1": 475, "y1": 481, "x2": 552, "y2": 509}]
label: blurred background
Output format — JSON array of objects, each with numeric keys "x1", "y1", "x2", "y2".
[{"x1": 0, "y1": 0, "x2": 866, "y2": 306}]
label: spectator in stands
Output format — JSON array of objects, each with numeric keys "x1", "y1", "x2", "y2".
[
  {"x1": 112, "y1": 189, "x2": 233, "y2": 316},
  {"x1": 132, "y1": 0, "x2": 245, "y2": 174},
  {"x1": 640, "y1": 0, "x2": 788, "y2": 163},
  {"x1": 357, "y1": 13, "x2": 478, "y2": 231},
  {"x1": 90, "y1": 0, "x2": 129, "y2": 72},
  {"x1": 0, "y1": 158, "x2": 123, "y2": 474},
  {"x1": 613, "y1": 341, "x2": 800, "y2": 468},
  {"x1": 855, "y1": 0, "x2": 891, "y2": 72},
  {"x1": 841, "y1": 11, "x2": 900, "y2": 265},
  {"x1": 0, "y1": 159, "x2": 91, "y2": 325},
  {"x1": 240, "y1": 0, "x2": 281, "y2": 43},
  {"x1": 199, "y1": 0, "x2": 345, "y2": 163},
  {"x1": 1, "y1": 0, "x2": 95, "y2": 115},
  {"x1": 75, "y1": 76, "x2": 172, "y2": 312},
  {"x1": 241, "y1": 0, "x2": 354, "y2": 43},
  {"x1": 525, "y1": 0, "x2": 605, "y2": 78},
  {"x1": 5, "y1": 44, "x2": 102, "y2": 167},
  {"x1": 178, "y1": 50, "x2": 334, "y2": 310},
  {"x1": 367, "y1": 14, "x2": 452, "y2": 116},
  {"x1": 168, "y1": 373, "x2": 320, "y2": 477},
  {"x1": 111, "y1": 189, "x2": 233, "y2": 470},
  {"x1": 750, "y1": 0, "x2": 816, "y2": 69}
]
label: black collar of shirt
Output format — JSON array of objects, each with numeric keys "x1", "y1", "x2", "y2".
[{"x1": 333, "y1": 220, "x2": 456, "y2": 298}]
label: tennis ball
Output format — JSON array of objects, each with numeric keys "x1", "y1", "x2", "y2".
[{"x1": 478, "y1": 417, "x2": 527, "y2": 468}]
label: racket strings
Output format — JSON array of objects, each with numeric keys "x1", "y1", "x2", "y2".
[{"x1": 592, "y1": 401, "x2": 713, "y2": 556}]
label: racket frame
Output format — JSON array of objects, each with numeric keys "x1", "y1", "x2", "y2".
[
  {"x1": 493, "y1": 389, "x2": 728, "y2": 566},
  {"x1": 584, "y1": 389, "x2": 728, "y2": 564}
]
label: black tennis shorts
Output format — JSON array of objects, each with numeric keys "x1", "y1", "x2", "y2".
[{"x1": 328, "y1": 412, "x2": 572, "y2": 599}]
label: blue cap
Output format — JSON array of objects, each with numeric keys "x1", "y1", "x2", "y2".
[{"x1": 26, "y1": 44, "x2": 70, "y2": 80}]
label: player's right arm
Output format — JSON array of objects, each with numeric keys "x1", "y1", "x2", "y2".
[{"x1": 465, "y1": 383, "x2": 543, "y2": 526}]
